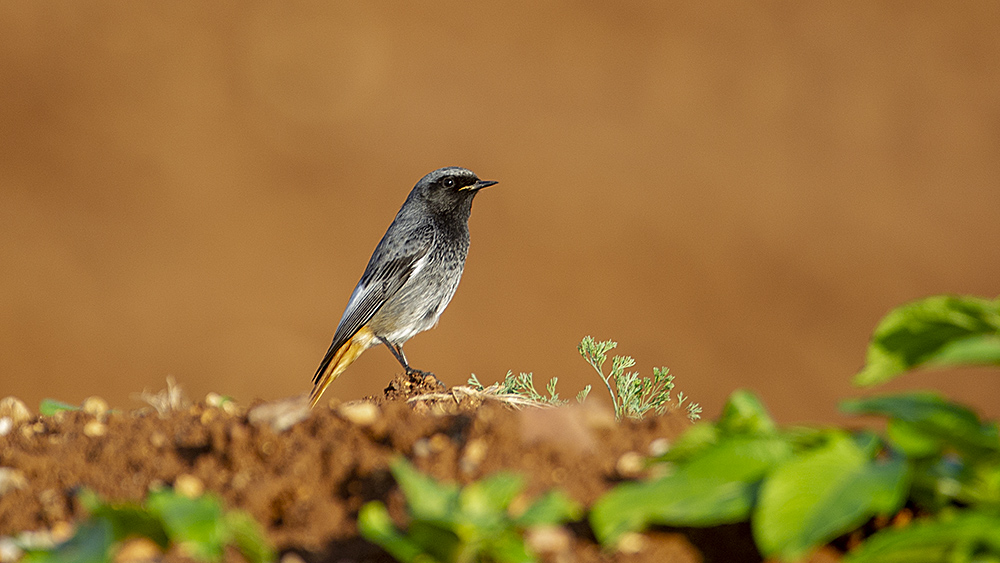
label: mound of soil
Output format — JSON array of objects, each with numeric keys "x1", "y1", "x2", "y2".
[{"x1": 0, "y1": 375, "x2": 839, "y2": 563}]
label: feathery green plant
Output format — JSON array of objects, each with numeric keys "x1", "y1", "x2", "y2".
[{"x1": 578, "y1": 336, "x2": 701, "y2": 421}]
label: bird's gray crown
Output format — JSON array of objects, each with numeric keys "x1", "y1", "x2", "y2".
[{"x1": 417, "y1": 167, "x2": 480, "y2": 189}]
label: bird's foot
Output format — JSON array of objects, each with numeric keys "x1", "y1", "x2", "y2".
[{"x1": 405, "y1": 368, "x2": 446, "y2": 390}]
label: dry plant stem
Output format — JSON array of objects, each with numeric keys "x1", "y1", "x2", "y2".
[{"x1": 406, "y1": 385, "x2": 557, "y2": 410}]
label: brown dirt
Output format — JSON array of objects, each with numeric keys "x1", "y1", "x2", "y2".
[{"x1": 0, "y1": 377, "x2": 841, "y2": 563}]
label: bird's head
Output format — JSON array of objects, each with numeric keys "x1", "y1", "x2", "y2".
[{"x1": 413, "y1": 167, "x2": 498, "y2": 217}]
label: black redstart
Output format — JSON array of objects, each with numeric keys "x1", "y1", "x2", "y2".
[{"x1": 309, "y1": 167, "x2": 497, "y2": 407}]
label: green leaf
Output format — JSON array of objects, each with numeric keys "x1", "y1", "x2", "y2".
[
  {"x1": 86, "y1": 499, "x2": 170, "y2": 549},
  {"x1": 884, "y1": 419, "x2": 942, "y2": 458},
  {"x1": 390, "y1": 457, "x2": 460, "y2": 522},
  {"x1": 845, "y1": 510, "x2": 1000, "y2": 563},
  {"x1": 753, "y1": 432, "x2": 909, "y2": 561},
  {"x1": 717, "y1": 390, "x2": 777, "y2": 435},
  {"x1": 222, "y1": 510, "x2": 277, "y2": 563},
  {"x1": 146, "y1": 490, "x2": 228, "y2": 562},
  {"x1": 655, "y1": 422, "x2": 719, "y2": 462},
  {"x1": 854, "y1": 295, "x2": 1000, "y2": 387},
  {"x1": 515, "y1": 490, "x2": 583, "y2": 527},
  {"x1": 39, "y1": 399, "x2": 80, "y2": 416},
  {"x1": 358, "y1": 502, "x2": 438, "y2": 563},
  {"x1": 590, "y1": 435, "x2": 793, "y2": 545},
  {"x1": 405, "y1": 520, "x2": 461, "y2": 563},
  {"x1": 482, "y1": 529, "x2": 535, "y2": 563},
  {"x1": 842, "y1": 393, "x2": 1000, "y2": 456},
  {"x1": 460, "y1": 472, "x2": 524, "y2": 524},
  {"x1": 22, "y1": 520, "x2": 115, "y2": 563}
]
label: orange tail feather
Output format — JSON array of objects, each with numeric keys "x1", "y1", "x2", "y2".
[{"x1": 309, "y1": 327, "x2": 375, "y2": 408}]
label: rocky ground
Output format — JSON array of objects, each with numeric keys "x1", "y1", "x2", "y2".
[{"x1": 0, "y1": 376, "x2": 841, "y2": 563}]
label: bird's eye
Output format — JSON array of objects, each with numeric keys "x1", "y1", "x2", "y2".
[{"x1": 442, "y1": 177, "x2": 456, "y2": 189}]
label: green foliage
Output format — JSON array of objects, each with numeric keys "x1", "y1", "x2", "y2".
[
  {"x1": 358, "y1": 457, "x2": 582, "y2": 563},
  {"x1": 578, "y1": 336, "x2": 700, "y2": 421},
  {"x1": 590, "y1": 390, "x2": 909, "y2": 560},
  {"x1": 591, "y1": 294, "x2": 1000, "y2": 562},
  {"x1": 843, "y1": 510, "x2": 1000, "y2": 563},
  {"x1": 38, "y1": 399, "x2": 80, "y2": 416},
  {"x1": 854, "y1": 294, "x2": 1000, "y2": 387},
  {"x1": 20, "y1": 488, "x2": 274, "y2": 563}
]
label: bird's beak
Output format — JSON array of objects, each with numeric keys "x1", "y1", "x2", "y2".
[{"x1": 463, "y1": 179, "x2": 498, "y2": 191}]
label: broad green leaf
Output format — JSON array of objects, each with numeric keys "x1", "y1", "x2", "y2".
[
  {"x1": 842, "y1": 393, "x2": 1000, "y2": 455},
  {"x1": 656, "y1": 390, "x2": 776, "y2": 464},
  {"x1": 406, "y1": 520, "x2": 461, "y2": 562},
  {"x1": 590, "y1": 435, "x2": 792, "y2": 545},
  {"x1": 459, "y1": 472, "x2": 524, "y2": 526},
  {"x1": 854, "y1": 295, "x2": 1000, "y2": 387},
  {"x1": 39, "y1": 398, "x2": 80, "y2": 416},
  {"x1": 884, "y1": 419, "x2": 942, "y2": 458},
  {"x1": 21, "y1": 520, "x2": 114, "y2": 563},
  {"x1": 75, "y1": 489, "x2": 168, "y2": 549},
  {"x1": 754, "y1": 432, "x2": 909, "y2": 561},
  {"x1": 390, "y1": 457, "x2": 460, "y2": 521},
  {"x1": 514, "y1": 490, "x2": 582, "y2": 527},
  {"x1": 717, "y1": 390, "x2": 777, "y2": 435},
  {"x1": 146, "y1": 490, "x2": 227, "y2": 562},
  {"x1": 482, "y1": 529, "x2": 535, "y2": 563},
  {"x1": 222, "y1": 510, "x2": 277, "y2": 563},
  {"x1": 655, "y1": 421, "x2": 719, "y2": 462},
  {"x1": 357, "y1": 502, "x2": 438, "y2": 563},
  {"x1": 845, "y1": 510, "x2": 1000, "y2": 563}
]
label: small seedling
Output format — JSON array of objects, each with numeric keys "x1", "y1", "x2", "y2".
[
  {"x1": 38, "y1": 399, "x2": 80, "y2": 417},
  {"x1": 358, "y1": 457, "x2": 582, "y2": 563},
  {"x1": 18, "y1": 487, "x2": 274, "y2": 563}
]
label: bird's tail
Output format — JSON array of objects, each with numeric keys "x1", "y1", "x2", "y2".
[{"x1": 309, "y1": 327, "x2": 376, "y2": 408}]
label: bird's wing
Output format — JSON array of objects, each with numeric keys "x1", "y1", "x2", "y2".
[{"x1": 312, "y1": 223, "x2": 434, "y2": 385}]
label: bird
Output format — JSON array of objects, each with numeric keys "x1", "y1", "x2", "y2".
[{"x1": 309, "y1": 166, "x2": 498, "y2": 407}]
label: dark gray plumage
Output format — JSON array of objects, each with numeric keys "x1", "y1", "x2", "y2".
[{"x1": 309, "y1": 167, "x2": 497, "y2": 406}]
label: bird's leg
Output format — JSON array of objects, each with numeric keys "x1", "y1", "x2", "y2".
[{"x1": 378, "y1": 337, "x2": 445, "y2": 389}]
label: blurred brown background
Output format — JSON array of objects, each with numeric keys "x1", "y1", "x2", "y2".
[{"x1": 2, "y1": 1, "x2": 998, "y2": 423}]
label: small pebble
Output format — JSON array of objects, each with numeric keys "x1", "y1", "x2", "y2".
[
  {"x1": 114, "y1": 537, "x2": 162, "y2": 563},
  {"x1": 83, "y1": 420, "x2": 107, "y2": 438},
  {"x1": 199, "y1": 409, "x2": 217, "y2": 425},
  {"x1": 81, "y1": 396, "x2": 109, "y2": 417},
  {"x1": 0, "y1": 397, "x2": 32, "y2": 425},
  {"x1": 337, "y1": 402, "x2": 380, "y2": 426},
  {"x1": 247, "y1": 397, "x2": 310, "y2": 432},
  {"x1": 428, "y1": 433, "x2": 451, "y2": 453},
  {"x1": 174, "y1": 474, "x2": 204, "y2": 498},
  {"x1": 525, "y1": 526, "x2": 572, "y2": 554},
  {"x1": 616, "y1": 451, "x2": 645, "y2": 478},
  {"x1": 49, "y1": 521, "x2": 74, "y2": 544},
  {"x1": 411, "y1": 439, "x2": 431, "y2": 458},
  {"x1": 0, "y1": 537, "x2": 23, "y2": 562},
  {"x1": 617, "y1": 532, "x2": 646, "y2": 554},
  {"x1": 459, "y1": 439, "x2": 488, "y2": 475},
  {"x1": 648, "y1": 438, "x2": 671, "y2": 457},
  {"x1": 149, "y1": 431, "x2": 167, "y2": 448},
  {"x1": 279, "y1": 552, "x2": 306, "y2": 563},
  {"x1": 0, "y1": 467, "x2": 28, "y2": 496},
  {"x1": 206, "y1": 393, "x2": 239, "y2": 415}
]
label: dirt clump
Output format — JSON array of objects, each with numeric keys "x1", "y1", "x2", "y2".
[{"x1": 0, "y1": 381, "x2": 827, "y2": 562}]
